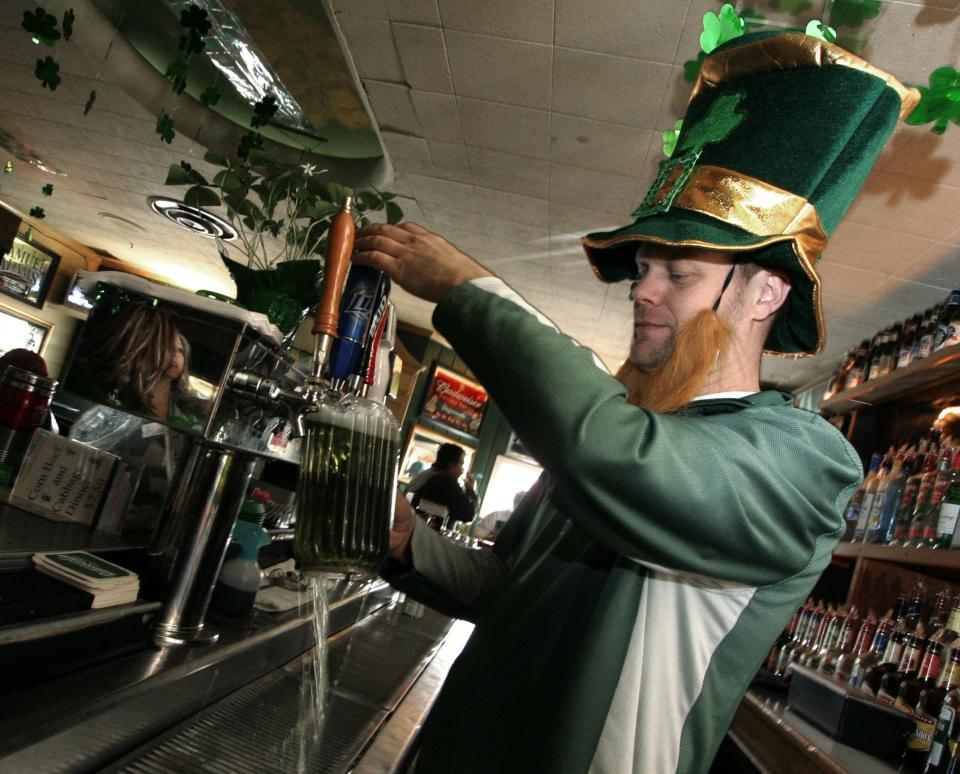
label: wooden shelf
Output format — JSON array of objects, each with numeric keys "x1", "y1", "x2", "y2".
[
  {"x1": 833, "y1": 541, "x2": 960, "y2": 570},
  {"x1": 819, "y1": 342, "x2": 960, "y2": 417}
]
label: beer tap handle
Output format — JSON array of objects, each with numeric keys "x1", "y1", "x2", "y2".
[{"x1": 310, "y1": 196, "x2": 356, "y2": 380}]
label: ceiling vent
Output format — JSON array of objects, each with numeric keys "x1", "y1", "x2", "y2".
[{"x1": 148, "y1": 197, "x2": 237, "y2": 240}]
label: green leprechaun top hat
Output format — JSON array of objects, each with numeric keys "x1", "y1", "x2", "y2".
[{"x1": 581, "y1": 29, "x2": 920, "y2": 358}]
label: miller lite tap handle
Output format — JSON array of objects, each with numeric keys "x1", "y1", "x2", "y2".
[{"x1": 312, "y1": 196, "x2": 356, "y2": 337}]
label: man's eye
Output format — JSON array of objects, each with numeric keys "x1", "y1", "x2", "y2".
[{"x1": 670, "y1": 273, "x2": 687, "y2": 282}]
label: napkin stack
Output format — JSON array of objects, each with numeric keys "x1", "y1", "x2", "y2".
[{"x1": 32, "y1": 552, "x2": 139, "y2": 608}]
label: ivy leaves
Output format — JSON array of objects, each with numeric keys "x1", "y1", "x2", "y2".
[{"x1": 907, "y1": 66, "x2": 960, "y2": 136}]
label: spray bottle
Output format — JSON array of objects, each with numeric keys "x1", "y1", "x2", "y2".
[{"x1": 211, "y1": 520, "x2": 271, "y2": 617}]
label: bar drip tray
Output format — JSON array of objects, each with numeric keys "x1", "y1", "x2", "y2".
[{"x1": 102, "y1": 603, "x2": 453, "y2": 773}]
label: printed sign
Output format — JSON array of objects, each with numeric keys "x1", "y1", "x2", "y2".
[
  {"x1": 421, "y1": 365, "x2": 488, "y2": 436},
  {"x1": 0, "y1": 236, "x2": 60, "y2": 308}
]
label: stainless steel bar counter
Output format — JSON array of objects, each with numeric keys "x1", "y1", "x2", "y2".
[{"x1": 0, "y1": 579, "x2": 471, "y2": 773}]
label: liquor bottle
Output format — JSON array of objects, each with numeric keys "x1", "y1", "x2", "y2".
[
  {"x1": 862, "y1": 452, "x2": 894, "y2": 542},
  {"x1": 909, "y1": 449, "x2": 953, "y2": 548},
  {"x1": 917, "y1": 305, "x2": 945, "y2": 361},
  {"x1": 879, "y1": 323, "x2": 902, "y2": 377},
  {"x1": 896, "y1": 629, "x2": 946, "y2": 712},
  {"x1": 917, "y1": 451, "x2": 960, "y2": 548},
  {"x1": 876, "y1": 624, "x2": 928, "y2": 703},
  {"x1": 849, "y1": 614, "x2": 895, "y2": 689},
  {"x1": 862, "y1": 620, "x2": 909, "y2": 695},
  {"x1": 931, "y1": 590, "x2": 953, "y2": 631},
  {"x1": 774, "y1": 599, "x2": 818, "y2": 677},
  {"x1": 784, "y1": 603, "x2": 829, "y2": 674},
  {"x1": 867, "y1": 329, "x2": 889, "y2": 381},
  {"x1": 930, "y1": 450, "x2": 960, "y2": 549},
  {"x1": 876, "y1": 452, "x2": 910, "y2": 544},
  {"x1": 925, "y1": 646, "x2": 960, "y2": 774},
  {"x1": 908, "y1": 583, "x2": 928, "y2": 630},
  {"x1": 899, "y1": 314, "x2": 921, "y2": 368},
  {"x1": 845, "y1": 339, "x2": 871, "y2": 390},
  {"x1": 936, "y1": 293, "x2": 960, "y2": 353},
  {"x1": 766, "y1": 605, "x2": 804, "y2": 672},
  {"x1": 804, "y1": 607, "x2": 848, "y2": 670},
  {"x1": 902, "y1": 451, "x2": 941, "y2": 547},
  {"x1": 854, "y1": 453, "x2": 887, "y2": 541},
  {"x1": 892, "y1": 451, "x2": 933, "y2": 546},
  {"x1": 794, "y1": 605, "x2": 837, "y2": 670},
  {"x1": 825, "y1": 349, "x2": 853, "y2": 399},
  {"x1": 834, "y1": 612, "x2": 878, "y2": 682},
  {"x1": 817, "y1": 608, "x2": 860, "y2": 675},
  {"x1": 844, "y1": 452, "x2": 882, "y2": 542}
]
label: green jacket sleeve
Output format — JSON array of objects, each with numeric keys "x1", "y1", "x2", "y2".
[{"x1": 432, "y1": 279, "x2": 861, "y2": 586}]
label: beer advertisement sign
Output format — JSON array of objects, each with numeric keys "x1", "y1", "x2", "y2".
[
  {"x1": 422, "y1": 366, "x2": 488, "y2": 437},
  {"x1": 0, "y1": 236, "x2": 60, "y2": 308}
]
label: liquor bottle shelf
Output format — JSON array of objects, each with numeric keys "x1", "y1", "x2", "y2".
[
  {"x1": 819, "y1": 342, "x2": 960, "y2": 417},
  {"x1": 833, "y1": 540, "x2": 960, "y2": 570}
]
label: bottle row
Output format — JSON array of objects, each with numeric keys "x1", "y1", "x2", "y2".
[
  {"x1": 767, "y1": 584, "x2": 960, "y2": 772},
  {"x1": 843, "y1": 426, "x2": 960, "y2": 548},
  {"x1": 824, "y1": 289, "x2": 960, "y2": 400}
]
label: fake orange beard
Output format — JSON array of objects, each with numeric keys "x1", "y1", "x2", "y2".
[{"x1": 615, "y1": 309, "x2": 733, "y2": 413}]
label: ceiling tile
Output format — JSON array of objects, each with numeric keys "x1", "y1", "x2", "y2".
[
  {"x1": 425, "y1": 138, "x2": 473, "y2": 182},
  {"x1": 405, "y1": 173, "x2": 479, "y2": 209},
  {"x1": 336, "y1": 15, "x2": 405, "y2": 81},
  {"x1": 418, "y1": 200, "x2": 483, "y2": 233},
  {"x1": 387, "y1": 0, "x2": 442, "y2": 25},
  {"x1": 410, "y1": 91, "x2": 463, "y2": 140},
  {"x1": 550, "y1": 114, "x2": 654, "y2": 176},
  {"x1": 901, "y1": 242, "x2": 960, "y2": 289},
  {"x1": 816, "y1": 262, "x2": 890, "y2": 299},
  {"x1": 479, "y1": 215, "x2": 549, "y2": 245},
  {"x1": 882, "y1": 124, "x2": 960, "y2": 190},
  {"x1": 671, "y1": 0, "x2": 730, "y2": 66},
  {"x1": 552, "y1": 48, "x2": 671, "y2": 128},
  {"x1": 473, "y1": 187, "x2": 550, "y2": 227},
  {"x1": 549, "y1": 202, "x2": 629, "y2": 238},
  {"x1": 845, "y1": 172, "x2": 960, "y2": 242},
  {"x1": 393, "y1": 23, "x2": 454, "y2": 92},
  {"x1": 549, "y1": 162, "x2": 639, "y2": 213},
  {"x1": 458, "y1": 97, "x2": 551, "y2": 159},
  {"x1": 330, "y1": 0, "x2": 389, "y2": 18},
  {"x1": 380, "y1": 131, "x2": 434, "y2": 174},
  {"x1": 392, "y1": 195, "x2": 426, "y2": 223},
  {"x1": 438, "y1": 0, "x2": 554, "y2": 43},
  {"x1": 824, "y1": 221, "x2": 939, "y2": 277},
  {"x1": 465, "y1": 146, "x2": 550, "y2": 198},
  {"x1": 445, "y1": 31, "x2": 553, "y2": 109},
  {"x1": 363, "y1": 80, "x2": 421, "y2": 134},
  {"x1": 870, "y1": 277, "x2": 954, "y2": 322},
  {"x1": 555, "y1": 0, "x2": 688, "y2": 63}
]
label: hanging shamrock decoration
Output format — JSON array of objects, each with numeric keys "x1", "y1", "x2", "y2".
[
  {"x1": 156, "y1": 112, "x2": 175, "y2": 144},
  {"x1": 200, "y1": 86, "x2": 221, "y2": 107},
  {"x1": 237, "y1": 94, "x2": 280, "y2": 158},
  {"x1": 84, "y1": 89, "x2": 97, "y2": 115},
  {"x1": 828, "y1": 0, "x2": 882, "y2": 28},
  {"x1": 35, "y1": 56, "x2": 60, "y2": 90},
  {"x1": 165, "y1": 3, "x2": 212, "y2": 94},
  {"x1": 682, "y1": 3, "x2": 747, "y2": 83},
  {"x1": 29, "y1": 207, "x2": 46, "y2": 219},
  {"x1": 906, "y1": 66, "x2": 960, "y2": 136},
  {"x1": 22, "y1": 8, "x2": 60, "y2": 46},
  {"x1": 62, "y1": 8, "x2": 74, "y2": 41},
  {"x1": 662, "y1": 120, "x2": 683, "y2": 158},
  {"x1": 700, "y1": 4, "x2": 745, "y2": 55},
  {"x1": 805, "y1": 20, "x2": 837, "y2": 42},
  {"x1": 42, "y1": 184, "x2": 53, "y2": 196}
]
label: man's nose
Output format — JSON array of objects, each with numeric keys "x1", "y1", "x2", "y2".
[{"x1": 630, "y1": 275, "x2": 665, "y2": 305}]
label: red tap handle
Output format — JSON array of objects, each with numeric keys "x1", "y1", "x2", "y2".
[
  {"x1": 364, "y1": 308, "x2": 389, "y2": 386},
  {"x1": 312, "y1": 200, "x2": 356, "y2": 337}
]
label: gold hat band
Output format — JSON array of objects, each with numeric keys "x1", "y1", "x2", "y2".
[{"x1": 691, "y1": 34, "x2": 921, "y2": 121}]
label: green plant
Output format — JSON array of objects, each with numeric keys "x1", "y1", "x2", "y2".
[{"x1": 165, "y1": 149, "x2": 403, "y2": 270}]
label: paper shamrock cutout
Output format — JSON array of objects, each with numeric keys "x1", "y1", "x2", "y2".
[
  {"x1": 180, "y1": 4, "x2": 212, "y2": 39},
  {"x1": 22, "y1": 8, "x2": 60, "y2": 46},
  {"x1": 200, "y1": 86, "x2": 221, "y2": 107},
  {"x1": 35, "y1": 56, "x2": 60, "y2": 90},
  {"x1": 42, "y1": 184, "x2": 53, "y2": 196},
  {"x1": 62, "y1": 8, "x2": 74, "y2": 41},
  {"x1": 84, "y1": 89, "x2": 97, "y2": 115},
  {"x1": 700, "y1": 4, "x2": 745, "y2": 55},
  {"x1": 662, "y1": 120, "x2": 683, "y2": 158},
  {"x1": 29, "y1": 207, "x2": 46, "y2": 219},
  {"x1": 251, "y1": 94, "x2": 279, "y2": 128},
  {"x1": 3, "y1": 162, "x2": 12, "y2": 173},
  {"x1": 237, "y1": 131, "x2": 264, "y2": 159},
  {"x1": 156, "y1": 112, "x2": 175, "y2": 144},
  {"x1": 805, "y1": 20, "x2": 837, "y2": 43},
  {"x1": 906, "y1": 66, "x2": 960, "y2": 136},
  {"x1": 829, "y1": 0, "x2": 882, "y2": 29}
]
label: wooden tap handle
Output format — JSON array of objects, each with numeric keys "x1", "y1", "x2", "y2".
[{"x1": 312, "y1": 200, "x2": 356, "y2": 336}]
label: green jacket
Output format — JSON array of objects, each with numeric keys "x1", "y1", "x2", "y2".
[{"x1": 385, "y1": 279, "x2": 862, "y2": 774}]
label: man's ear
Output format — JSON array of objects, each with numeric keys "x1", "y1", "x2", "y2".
[{"x1": 753, "y1": 270, "x2": 791, "y2": 322}]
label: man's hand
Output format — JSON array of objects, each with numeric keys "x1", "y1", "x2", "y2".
[
  {"x1": 354, "y1": 223, "x2": 492, "y2": 303},
  {"x1": 389, "y1": 491, "x2": 417, "y2": 562}
]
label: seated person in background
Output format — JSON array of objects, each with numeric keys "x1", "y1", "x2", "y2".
[
  {"x1": 406, "y1": 442, "x2": 478, "y2": 526},
  {"x1": 470, "y1": 489, "x2": 527, "y2": 542}
]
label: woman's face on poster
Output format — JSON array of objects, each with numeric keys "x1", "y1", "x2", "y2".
[{"x1": 165, "y1": 336, "x2": 187, "y2": 380}]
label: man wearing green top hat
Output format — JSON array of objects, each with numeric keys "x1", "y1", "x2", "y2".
[{"x1": 355, "y1": 27, "x2": 918, "y2": 774}]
